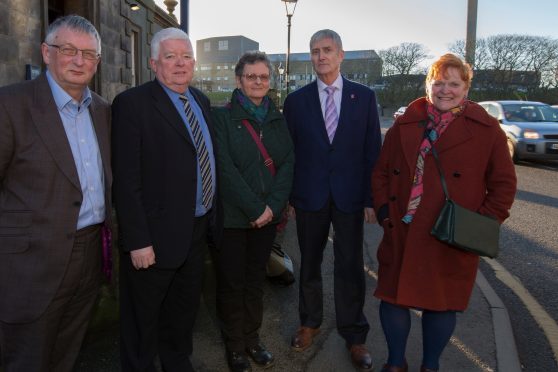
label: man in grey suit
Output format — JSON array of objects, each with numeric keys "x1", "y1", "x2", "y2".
[{"x1": 0, "y1": 15, "x2": 111, "y2": 372}]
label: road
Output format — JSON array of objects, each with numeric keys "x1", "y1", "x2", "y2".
[{"x1": 479, "y1": 159, "x2": 558, "y2": 371}]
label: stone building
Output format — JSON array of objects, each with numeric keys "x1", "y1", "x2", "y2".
[
  {"x1": 0, "y1": 0, "x2": 179, "y2": 102},
  {"x1": 194, "y1": 35, "x2": 259, "y2": 92}
]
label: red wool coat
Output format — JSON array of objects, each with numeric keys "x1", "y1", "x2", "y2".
[{"x1": 372, "y1": 97, "x2": 517, "y2": 311}]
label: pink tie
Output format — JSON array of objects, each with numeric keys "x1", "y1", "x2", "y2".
[{"x1": 324, "y1": 86, "x2": 338, "y2": 143}]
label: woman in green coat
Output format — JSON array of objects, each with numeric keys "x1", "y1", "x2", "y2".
[{"x1": 212, "y1": 51, "x2": 294, "y2": 372}]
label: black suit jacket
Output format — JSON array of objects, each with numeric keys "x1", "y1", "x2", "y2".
[
  {"x1": 112, "y1": 80, "x2": 220, "y2": 269},
  {"x1": 0, "y1": 74, "x2": 111, "y2": 323}
]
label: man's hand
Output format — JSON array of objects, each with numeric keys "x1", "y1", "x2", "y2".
[
  {"x1": 287, "y1": 204, "x2": 296, "y2": 218},
  {"x1": 252, "y1": 206, "x2": 274, "y2": 228},
  {"x1": 364, "y1": 207, "x2": 377, "y2": 224},
  {"x1": 130, "y1": 246, "x2": 156, "y2": 270}
]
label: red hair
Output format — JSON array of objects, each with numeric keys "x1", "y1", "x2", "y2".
[{"x1": 426, "y1": 53, "x2": 473, "y2": 88}]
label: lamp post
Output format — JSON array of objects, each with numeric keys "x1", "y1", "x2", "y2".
[
  {"x1": 278, "y1": 63, "x2": 285, "y2": 108},
  {"x1": 281, "y1": 0, "x2": 298, "y2": 94}
]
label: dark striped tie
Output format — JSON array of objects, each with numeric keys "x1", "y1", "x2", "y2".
[{"x1": 179, "y1": 95, "x2": 213, "y2": 209}]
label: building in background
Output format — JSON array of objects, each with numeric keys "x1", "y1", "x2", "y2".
[
  {"x1": 0, "y1": 0, "x2": 178, "y2": 102},
  {"x1": 194, "y1": 35, "x2": 258, "y2": 92},
  {"x1": 193, "y1": 35, "x2": 383, "y2": 93},
  {"x1": 267, "y1": 50, "x2": 383, "y2": 92}
]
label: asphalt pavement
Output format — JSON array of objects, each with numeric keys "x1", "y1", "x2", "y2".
[{"x1": 75, "y1": 219, "x2": 522, "y2": 372}]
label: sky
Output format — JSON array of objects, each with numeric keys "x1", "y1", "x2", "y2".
[{"x1": 155, "y1": 0, "x2": 558, "y2": 65}]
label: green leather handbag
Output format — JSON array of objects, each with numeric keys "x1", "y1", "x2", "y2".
[{"x1": 429, "y1": 146, "x2": 500, "y2": 258}]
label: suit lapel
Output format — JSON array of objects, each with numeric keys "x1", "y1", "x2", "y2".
[
  {"x1": 334, "y1": 78, "x2": 353, "y2": 145},
  {"x1": 90, "y1": 96, "x2": 112, "y2": 188},
  {"x1": 307, "y1": 82, "x2": 330, "y2": 144},
  {"x1": 30, "y1": 75, "x2": 81, "y2": 191},
  {"x1": 149, "y1": 80, "x2": 195, "y2": 149}
]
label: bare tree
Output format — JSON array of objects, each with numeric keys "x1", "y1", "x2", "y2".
[
  {"x1": 379, "y1": 42, "x2": 429, "y2": 76},
  {"x1": 449, "y1": 38, "x2": 490, "y2": 70}
]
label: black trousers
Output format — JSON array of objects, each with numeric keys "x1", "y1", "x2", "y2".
[
  {"x1": 119, "y1": 215, "x2": 208, "y2": 372},
  {"x1": 214, "y1": 225, "x2": 276, "y2": 352},
  {"x1": 295, "y1": 199, "x2": 370, "y2": 345},
  {"x1": 0, "y1": 224, "x2": 102, "y2": 372}
]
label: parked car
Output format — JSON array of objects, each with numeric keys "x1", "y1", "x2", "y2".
[
  {"x1": 478, "y1": 100, "x2": 558, "y2": 162},
  {"x1": 393, "y1": 106, "x2": 407, "y2": 119}
]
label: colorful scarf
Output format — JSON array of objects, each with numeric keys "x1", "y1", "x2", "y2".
[
  {"x1": 234, "y1": 88, "x2": 270, "y2": 124},
  {"x1": 401, "y1": 100, "x2": 468, "y2": 224}
]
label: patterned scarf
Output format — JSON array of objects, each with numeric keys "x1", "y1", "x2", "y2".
[
  {"x1": 401, "y1": 100, "x2": 468, "y2": 224},
  {"x1": 234, "y1": 88, "x2": 270, "y2": 124}
]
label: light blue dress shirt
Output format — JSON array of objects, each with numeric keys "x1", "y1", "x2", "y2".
[
  {"x1": 46, "y1": 70, "x2": 105, "y2": 230},
  {"x1": 161, "y1": 82, "x2": 217, "y2": 217}
]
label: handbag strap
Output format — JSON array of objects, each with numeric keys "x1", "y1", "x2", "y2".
[
  {"x1": 427, "y1": 132, "x2": 450, "y2": 200},
  {"x1": 241, "y1": 119, "x2": 276, "y2": 176}
]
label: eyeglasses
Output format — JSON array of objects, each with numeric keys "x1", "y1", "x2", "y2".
[
  {"x1": 47, "y1": 44, "x2": 100, "y2": 60},
  {"x1": 242, "y1": 74, "x2": 270, "y2": 82}
]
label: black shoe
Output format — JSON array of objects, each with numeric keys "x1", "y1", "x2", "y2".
[
  {"x1": 245, "y1": 343, "x2": 274, "y2": 368},
  {"x1": 226, "y1": 351, "x2": 252, "y2": 372}
]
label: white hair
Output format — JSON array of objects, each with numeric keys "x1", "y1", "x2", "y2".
[{"x1": 151, "y1": 28, "x2": 191, "y2": 60}]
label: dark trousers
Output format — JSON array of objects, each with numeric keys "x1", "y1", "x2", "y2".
[
  {"x1": 295, "y1": 200, "x2": 370, "y2": 345},
  {"x1": 0, "y1": 224, "x2": 102, "y2": 372},
  {"x1": 215, "y1": 225, "x2": 276, "y2": 352},
  {"x1": 119, "y1": 215, "x2": 208, "y2": 372}
]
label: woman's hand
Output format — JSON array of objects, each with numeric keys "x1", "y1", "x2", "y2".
[{"x1": 252, "y1": 206, "x2": 274, "y2": 228}]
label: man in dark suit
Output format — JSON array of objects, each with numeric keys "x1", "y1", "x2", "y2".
[
  {"x1": 0, "y1": 15, "x2": 111, "y2": 372},
  {"x1": 112, "y1": 27, "x2": 219, "y2": 371},
  {"x1": 283, "y1": 29, "x2": 382, "y2": 371}
]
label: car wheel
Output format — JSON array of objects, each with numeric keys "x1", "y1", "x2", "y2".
[{"x1": 507, "y1": 139, "x2": 518, "y2": 163}]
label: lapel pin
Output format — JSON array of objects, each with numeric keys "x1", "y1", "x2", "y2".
[{"x1": 351, "y1": 94, "x2": 355, "y2": 99}]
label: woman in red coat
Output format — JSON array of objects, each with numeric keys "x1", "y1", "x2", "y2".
[{"x1": 372, "y1": 54, "x2": 516, "y2": 372}]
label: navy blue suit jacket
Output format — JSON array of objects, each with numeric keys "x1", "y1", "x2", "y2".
[{"x1": 283, "y1": 78, "x2": 382, "y2": 213}]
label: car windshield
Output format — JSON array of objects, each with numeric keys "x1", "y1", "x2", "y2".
[{"x1": 502, "y1": 104, "x2": 558, "y2": 122}]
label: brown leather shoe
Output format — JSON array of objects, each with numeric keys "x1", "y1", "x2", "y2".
[
  {"x1": 348, "y1": 344, "x2": 373, "y2": 371},
  {"x1": 381, "y1": 360, "x2": 408, "y2": 372},
  {"x1": 291, "y1": 326, "x2": 319, "y2": 352}
]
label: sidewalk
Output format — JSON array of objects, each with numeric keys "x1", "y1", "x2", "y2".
[{"x1": 75, "y1": 221, "x2": 521, "y2": 371}]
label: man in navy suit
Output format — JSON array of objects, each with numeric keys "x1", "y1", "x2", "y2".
[
  {"x1": 283, "y1": 29, "x2": 381, "y2": 371},
  {"x1": 112, "y1": 28, "x2": 220, "y2": 371}
]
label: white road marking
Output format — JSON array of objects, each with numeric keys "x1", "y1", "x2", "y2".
[{"x1": 482, "y1": 257, "x2": 558, "y2": 361}]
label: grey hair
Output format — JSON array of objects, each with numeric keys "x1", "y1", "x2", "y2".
[
  {"x1": 45, "y1": 15, "x2": 101, "y2": 54},
  {"x1": 151, "y1": 28, "x2": 191, "y2": 60},
  {"x1": 309, "y1": 29, "x2": 343, "y2": 51},
  {"x1": 234, "y1": 51, "x2": 272, "y2": 77}
]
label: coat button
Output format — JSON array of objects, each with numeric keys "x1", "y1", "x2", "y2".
[
  {"x1": 453, "y1": 172, "x2": 461, "y2": 178},
  {"x1": 73, "y1": 201, "x2": 81, "y2": 207},
  {"x1": 389, "y1": 196, "x2": 397, "y2": 201},
  {"x1": 393, "y1": 168, "x2": 400, "y2": 175}
]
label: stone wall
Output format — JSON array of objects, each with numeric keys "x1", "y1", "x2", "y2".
[
  {"x1": 0, "y1": 0, "x2": 178, "y2": 101},
  {"x1": 0, "y1": 0, "x2": 43, "y2": 87}
]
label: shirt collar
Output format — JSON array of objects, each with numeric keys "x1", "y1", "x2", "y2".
[
  {"x1": 158, "y1": 79, "x2": 191, "y2": 103},
  {"x1": 317, "y1": 74, "x2": 343, "y2": 92},
  {"x1": 46, "y1": 70, "x2": 92, "y2": 110}
]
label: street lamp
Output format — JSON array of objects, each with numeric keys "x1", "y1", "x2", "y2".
[
  {"x1": 281, "y1": 0, "x2": 298, "y2": 94},
  {"x1": 278, "y1": 63, "x2": 285, "y2": 107}
]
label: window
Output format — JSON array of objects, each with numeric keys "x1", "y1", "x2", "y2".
[
  {"x1": 218, "y1": 40, "x2": 228, "y2": 51},
  {"x1": 200, "y1": 65, "x2": 211, "y2": 71},
  {"x1": 224, "y1": 65, "x2": 229, "y2": 70},
  {"x1": 204, "y1": 42, "x2": 211, "y2": 52},
  {"x1": 130, "y1": 27, "x2": 140, "y2": 87},
  {"x1": 216, "y1": 66, "x2": 221, "y2": 70}
]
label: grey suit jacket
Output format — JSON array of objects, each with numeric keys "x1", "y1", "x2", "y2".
[{"x1": 0, "y1": 74, "x2": 112, "y2": 323}]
